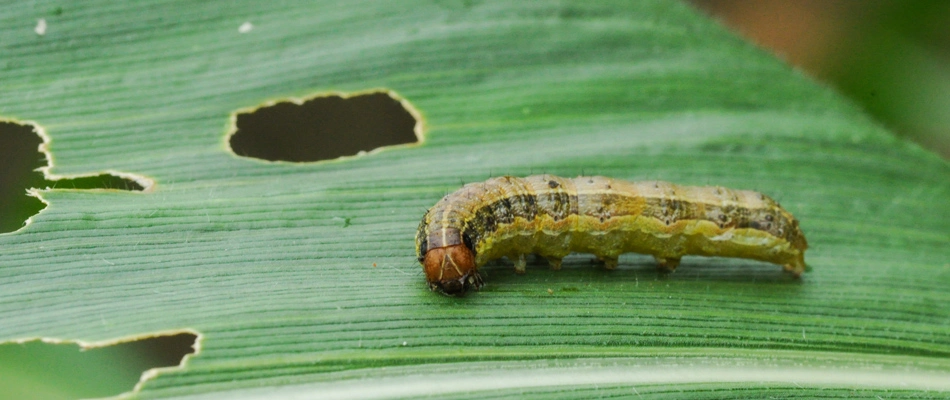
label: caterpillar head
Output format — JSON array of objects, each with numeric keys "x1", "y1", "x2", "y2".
[
  {"x1": 422, "y1": 244, "x2": 482, "y2": 295},
  {"x1": 418, "y1": 228, "x2": 482, "y2": 296}
]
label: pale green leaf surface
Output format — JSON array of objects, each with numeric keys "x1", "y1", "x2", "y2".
[{"x1": 2, "y1": 1, "x2": 949, "y2": 399}]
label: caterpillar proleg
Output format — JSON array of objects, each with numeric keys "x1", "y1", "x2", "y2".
[{"x1": 416, "y1": 175, "x2": 808, "y2": 296}]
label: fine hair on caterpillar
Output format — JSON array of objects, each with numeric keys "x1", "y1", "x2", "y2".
[{"x1": 416, "y1": 175, "x2": 808, "y2": 296}]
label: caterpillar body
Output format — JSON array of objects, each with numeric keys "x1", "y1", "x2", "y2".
[{"x1": 416, "y1": 175, "x2": 808, "y2": 295}]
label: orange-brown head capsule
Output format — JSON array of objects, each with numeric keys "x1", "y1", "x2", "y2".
[
  {"x1": 422, "y1": 244, "x2": 481, "y2": 295},
  {"x1": 417, "y1": 227, "x2": 482, "y2": 295}
]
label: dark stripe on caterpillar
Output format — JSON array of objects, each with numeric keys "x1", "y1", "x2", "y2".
[{"x1": 416, "y1": 175, "x2": 808, "y2": 296}]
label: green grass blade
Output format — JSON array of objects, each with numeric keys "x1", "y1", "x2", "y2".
[{"x1": 1, "y1": 1, "x2": 948, "y2": 398}]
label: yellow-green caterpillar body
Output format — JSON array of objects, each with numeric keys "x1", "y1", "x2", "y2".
[{"x1": 416, "y1": 175, "x2": 807, "y2": 295}]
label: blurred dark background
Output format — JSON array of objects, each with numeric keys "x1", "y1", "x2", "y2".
[{"x1": 691, "y1": 0, "x2": 950, "y2": 159}]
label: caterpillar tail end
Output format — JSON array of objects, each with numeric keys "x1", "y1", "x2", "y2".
[
  {"x1": 782, "y1": 253, "x2": 807, "y2": 278},
  {"x1": 783, "y1": 262, "x2": 806, "y2": 278}
]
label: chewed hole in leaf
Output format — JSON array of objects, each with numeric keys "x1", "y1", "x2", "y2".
[
  {"x1": 0, "y1": 121, "x2": 46, "y2": 234},
  {"x1": 0, "y1": 332, "x2": 198, "y2": 400},
  {"x1": 228, "y1": 90, "x2": 422, "y2": 163},
  {"x1": 45, "y1": 174, "x2": 146, "y2": 191},
  {"x1": 0, "y1": 120, "x2": 148, "y2": 234}
]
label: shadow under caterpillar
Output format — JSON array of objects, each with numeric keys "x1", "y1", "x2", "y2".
[{"x1": 416, "y1": 175, "x2": 808, "y2": 296}]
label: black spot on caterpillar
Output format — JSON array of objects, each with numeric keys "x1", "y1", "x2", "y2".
[{"x1": 416, "y1": 175, "x2": 808, "y2": 296}]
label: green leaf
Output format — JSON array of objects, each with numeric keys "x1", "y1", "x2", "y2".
[{"x1": 2, "y1": 1, "x2": 948, "y2": 398}]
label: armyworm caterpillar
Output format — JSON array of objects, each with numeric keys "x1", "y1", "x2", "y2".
[{"x1": 416, "y1": 175, "x2": 807, "y2": 295}]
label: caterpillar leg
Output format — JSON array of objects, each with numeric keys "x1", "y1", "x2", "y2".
[
  {"x1": 654, "y1": 256, "x2": 681, "y2": 272},
  {"x1": 467, "y1": 271, "x2": 485, "y2": 291},
  {"x1": 545, "y1": 257, "x2": 563, "y2": 271},
  {"x1": 513, "y1": 254, "x2": 527, "y2": 274},
  {"x1": 597, "y1": 256, "x2": 619, "y2": 270},
  {"x1": 783, "y1": 262, "x2": 805, "y2": 277},
  {"x1": 782, "y1": 254, "x2": 806, "y2": 277}
]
